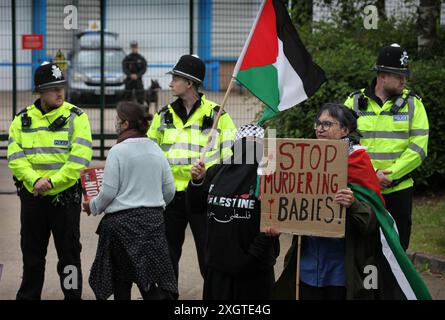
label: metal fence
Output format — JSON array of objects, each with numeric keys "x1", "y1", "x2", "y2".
[
  {"x1": 1, "y1": 0, "x2": 265, "y2": 159},
  {"x1": 1, "y1": 0, "x2": 444, "y2": 159}
]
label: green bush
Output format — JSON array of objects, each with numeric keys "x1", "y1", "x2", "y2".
[{"x1": 264, "y1": 17, "x2": 445, "y2": 192}]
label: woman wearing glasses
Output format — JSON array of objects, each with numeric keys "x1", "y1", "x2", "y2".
[{"x1": 272, "y1": 103, "x2": 408, "y2": 300}]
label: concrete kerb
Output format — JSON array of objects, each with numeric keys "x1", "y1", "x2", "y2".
[
  {"x1": 407, "y1": 251, "x2": 445, "y2": 275},
  {"x1": 0, "y1": 189, "x2": 16, "y2": 194}
]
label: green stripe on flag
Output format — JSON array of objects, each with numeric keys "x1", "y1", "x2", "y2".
[
  {"x1": 258, "y1": 104, "x2": 279, "y2": 125},
  {"x1": 237, "y1": 64, "x2": 280, "y2": 111},
  {"x1": 349, "y1": 183, "x2": 432, "y2": 300}
]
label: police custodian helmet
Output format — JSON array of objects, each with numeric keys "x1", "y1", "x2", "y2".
[
  {"x1": 34, "y1": 62, "x2": 67, "y2": 92},
  {"x1": 373, "y1": 43, "x2": 410, "y2": 77},
  {"x1": 167, "y1": 54, "x2": 205, "y2": 84}
]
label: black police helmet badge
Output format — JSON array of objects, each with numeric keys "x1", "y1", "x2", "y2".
[
  {"x1": 34, "y1": 62, "x2": 67, "y2": 92},
  {"x1": 373, "y1": 43, "x2": 410, "y2": 77}
]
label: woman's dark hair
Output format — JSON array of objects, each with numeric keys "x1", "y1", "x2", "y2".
[
  {"x1": 116, "y1": 101, "x2": 153, "y2": 134},
  {"x1": 316, "y1": 103, "x2": 359, "y2": 132}
]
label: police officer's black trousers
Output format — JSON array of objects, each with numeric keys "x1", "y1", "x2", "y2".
[
  {"x1": 123, "y1": 79, "x2": 144, "y2": 104},
  {"x1": 16, "y1": 189, "x2": 82, "y2": 300},
  {"x1": 163, "y1": 191, "x2": 206, "y2": 283},
  {"x1": 383, "y1": 187, "x2": 413, "y2": 251}
]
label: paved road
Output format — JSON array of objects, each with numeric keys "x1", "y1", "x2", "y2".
[{"x1": 0, "y1": 160, "x2": 444, "y2": 300}]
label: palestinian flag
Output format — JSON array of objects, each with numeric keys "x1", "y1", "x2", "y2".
[
  {"x1": 349, "y1": 146, "x2": 432, "y2": 300},
  {"x1": 233, "y1": 0, "x2": 326, "y2": 124}
]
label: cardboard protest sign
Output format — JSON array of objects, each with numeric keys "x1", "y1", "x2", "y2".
[
  {"x1": 80, "y1": 167, "x2": 104, "y2": 201},
  {"x1": 260, "y1": 138, "x2": 348, "y2": 238}
]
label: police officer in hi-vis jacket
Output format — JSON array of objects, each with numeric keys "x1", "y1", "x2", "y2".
[
  {"x1": 148, "y1": 55, "x2": 236, "y2": 289},
  {"x1": 7, "y1": 62, "x2": 93, "y2": 300},
  {"x1": 344, "y1": 44, "x2": 429, "y2": 251}
]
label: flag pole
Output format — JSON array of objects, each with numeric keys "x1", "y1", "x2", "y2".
[
  {"x1": 296, "y1": 235, "x2": 302, "y2": 300},
  {"x1": 199, "y1": 78, "x2": 236, "y2": 162},
  {"x1": 198, "y1": 0, "x2": 266, "y2": 163}
]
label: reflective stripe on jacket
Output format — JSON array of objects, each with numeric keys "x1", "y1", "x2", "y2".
[
  {"x1": 148, "y1": 95, "x2": 236, "y2": 191},
  {"x1": 7, "y1": 101, "x2": 93, "y2": 195},
  {"x1": 344, "y1": 89, "x2": 429, "y2": 194}
]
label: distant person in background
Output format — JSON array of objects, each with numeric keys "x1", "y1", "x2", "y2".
[
  {"x1": 122, "y1": 41, "x2": 147, "y2": 104},
  {"x1": 83, "y1": 101, "x2": 177, "y2": 300}
]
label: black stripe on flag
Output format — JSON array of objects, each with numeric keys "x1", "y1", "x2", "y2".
[{"x1": 272, "y1": 0, "x2": 326, "y2": 97}]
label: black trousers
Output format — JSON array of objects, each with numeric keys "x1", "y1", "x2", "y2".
[
  {"x1": 203, "y1": 267, "x2": 275, "y2": 300},
  {"x1": 299, "y1": 281, "x2": 346, "y2": 300},
  {"x1": 123, "y1": 78, "x2": 144, "y2": 104},
  {"x1": 16, "y1": 188, "x2": 82, "y2": 300},
  {"x1": 163, "y1": 192, "x2": 206, "y2": 281},
  {"x1": 383, "y1": 187, "x2": 413, "y2": 251}
]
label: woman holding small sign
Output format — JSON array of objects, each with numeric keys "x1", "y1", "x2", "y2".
[
  {"x1": 187, "y1": 124, "x2": 280, "y2": 300},
  {"x1": 82, "y1": 101, "x2": 178, "y2": 300},
  {"x1": 272, "y1": 103, "x2": 408, "y2": 300}
]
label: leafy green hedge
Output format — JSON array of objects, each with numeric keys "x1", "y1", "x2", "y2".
[{"x1": 264, "y1": 17, "x2": 445, "y2": 192}]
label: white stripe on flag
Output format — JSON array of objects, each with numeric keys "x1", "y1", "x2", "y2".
[
  {"x1": 273, "y1": 39, "x2": 308, "y2": 110},
  {"x1": 379, "y1": 228, "x2": 417, "y2": 300}
]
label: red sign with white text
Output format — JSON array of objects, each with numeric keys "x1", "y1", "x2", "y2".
[
  {"x1": 80, "y1": 167, "x2": 105, "y2": 201},
  {"x1": 22, "y1": 34, "x2": 43, "y2": 50}
]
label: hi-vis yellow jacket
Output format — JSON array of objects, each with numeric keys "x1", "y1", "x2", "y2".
[
  {"x1": 344, "y1": 88, "x2": 429, "y2": 194},
  {"x1": 7, "y1": 100, "x2": 93, "y2": 195},
  {"x1": 148, "y1": 95, "x2": 236, "y2": 191}
]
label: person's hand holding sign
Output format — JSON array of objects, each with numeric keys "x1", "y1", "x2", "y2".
[
  {"x1": 264, "y1": 227, "x2": 281, "y2": 237},
  {"x1": 334, "y1": 188, "x2": 355, "y2": 208},
  {"x1": 191, "y1": 159, "x2": 206, "y2": 183}
]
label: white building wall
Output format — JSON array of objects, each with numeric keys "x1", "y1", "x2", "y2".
[
  {"x1": 211, "y1": 0, "x2": 261, "y2": 59},
  {"x1": 0, "y1": 0, "x2": 32, "y2": 90},
  {"x1": 106, "y1": 0, "x2": 191, "y2": 89},
  {"x1": 46, "y1": 0, "x2": 101, "y2": 58},
  {"x1": 0, "y1": 0, "x2": 444, "y2": 92},
  {"x1": 313, "y1": 0, "x2": 445, "y2": 23}
]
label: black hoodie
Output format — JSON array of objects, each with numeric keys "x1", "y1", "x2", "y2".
[{"x1": 186, "y1": 140, "x2": 280, "y2": 276}]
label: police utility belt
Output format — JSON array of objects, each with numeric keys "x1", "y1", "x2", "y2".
[
  {"x1": 14, "y1": 107, "x2": 84, "y2": 205},
  {"x1": 14, "y1": 177, "x2": 82, "y2": 207}
]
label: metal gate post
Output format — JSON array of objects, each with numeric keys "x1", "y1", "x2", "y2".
[
  {"x1": 11, "y1": 0, "x2": 17, "y2": 117},
  {"x1": 189, "y1": 0, "x2": 194, "y2": 55},
  {"x1": 100, "y1": 0, "x2": 105, "y2": 159}
]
